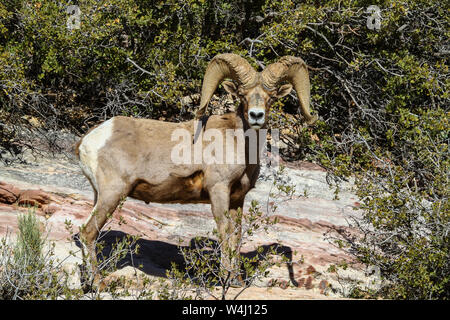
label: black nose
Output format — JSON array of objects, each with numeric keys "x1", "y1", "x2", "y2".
[{"x1": 249, "y1": 110, "x2": 264, "y2": 119}]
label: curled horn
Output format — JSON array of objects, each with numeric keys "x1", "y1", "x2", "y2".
[
  {"x1": 195, "y1": 53, "x2": 257, "y2": 119},
  {"x1": 262, "y1": 56, "x2": 318, "y2": 124}
]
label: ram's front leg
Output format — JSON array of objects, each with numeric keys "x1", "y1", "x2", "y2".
[
  {"x1": 208, "y1": 183, "x2": 240, "y2": 277},
  {"x1": 228, "y1": 197, "x2": 245, "y2": 262}
]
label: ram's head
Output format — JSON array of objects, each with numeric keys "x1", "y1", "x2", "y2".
[{"x1": 196, "y1": 53, "x2": 318, "y2": 129}]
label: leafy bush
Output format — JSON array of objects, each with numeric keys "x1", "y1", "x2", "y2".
[
  {"x1": 338, "y1": 109, "x2": 449, "y2": 299},
  {"x1": 161, "y1": 200, "x2": 289, "y2": 300},
  {"x1": 14, "y1": 210, "x2": 46, "y2": 268},
  {"x1": 0, "y1": 210, "x2": 68, "y2": 299},
  {"x1": 0, "y1": 210, "x2": 155, "y2": 300}
]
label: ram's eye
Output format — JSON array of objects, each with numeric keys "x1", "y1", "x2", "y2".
[{"x1": 237, "y1": 92, "x2": 246, "y2": 100}]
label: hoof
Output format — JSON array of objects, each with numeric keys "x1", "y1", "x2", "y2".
[
  {"x1": 79, "y1": 263, "x2": 107, "y2": 293},
  {"x1": 81, "y1": 276, "x2": 108, "y2": 293}
]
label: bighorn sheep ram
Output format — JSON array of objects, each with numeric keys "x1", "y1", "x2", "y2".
[{"x1": 75, "y1": 53, "x2": 317, "y2": 279}]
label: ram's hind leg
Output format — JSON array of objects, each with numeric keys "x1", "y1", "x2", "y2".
[{"x1": 79, "y1": 175, "x2": 130, "y2": 287}]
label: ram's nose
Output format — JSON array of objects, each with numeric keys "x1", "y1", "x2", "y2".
[
  {"x1": 248, "y1": 108, "x2": 265, "y2": 128},
  {"x1": 249, "y1": 110, "x2": 265, "y2": 120}
]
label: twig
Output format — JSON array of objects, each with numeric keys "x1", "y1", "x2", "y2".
[{"x1": 125, "y1": 57, "x2": 156, "y2": 76}]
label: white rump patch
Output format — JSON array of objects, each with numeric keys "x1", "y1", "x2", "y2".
[{"x1": 78, "y1": 118, "x2": 114, "y2": 191}]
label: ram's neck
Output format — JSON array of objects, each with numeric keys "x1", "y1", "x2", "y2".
[{"x1": 235, "y1": 103, "x2": 250, "y2": 131}]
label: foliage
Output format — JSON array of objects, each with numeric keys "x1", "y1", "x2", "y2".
[
  {"x1": 14, "y1": 210, "x2": 46, "y2": 268},
  {"x1": 0, "y1": 210, "x2": 69, "y2": 299},
  {"x1": 162, "y1": 200, "x2": 287, "y2": 300},
  {"x1": 0, "y1": 209, "x2": 153, "y2": 300},
  {"x1": 342, "y1": 109, "x2": 449, "y2": 299}
]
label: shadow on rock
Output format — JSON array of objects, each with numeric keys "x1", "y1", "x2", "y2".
[{"x1": 74, "y1": 230, "x2": 297, "y2": 286}]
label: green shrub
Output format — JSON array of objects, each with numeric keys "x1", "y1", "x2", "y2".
[
  {"x1": 0, "y1": 210, "x2": 65, "y2": 299},
  {"x1": 162, "y1": 199, "x2": 286, "y2": 300},
  {"x1": 0, "y1": 210, "x2": 151, "y2": 300},
  {"x1": 14, "y1": 210, "x2": 46, "y2": 269}
]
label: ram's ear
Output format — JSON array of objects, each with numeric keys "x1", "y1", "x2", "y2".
[
  {"x1": 222, "y1": 81, "x2": 239, "y2": 97},
  {"x1": 275, "y1": 83, "x2": 293, "y2": 98}
]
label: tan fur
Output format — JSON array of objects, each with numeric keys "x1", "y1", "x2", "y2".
[
  {"x1": 76, "y1": 114, "x2": 258, "y2": 281},
  {"x1": 76, "y1": 54, "x2": 315, "y2": 286}
]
